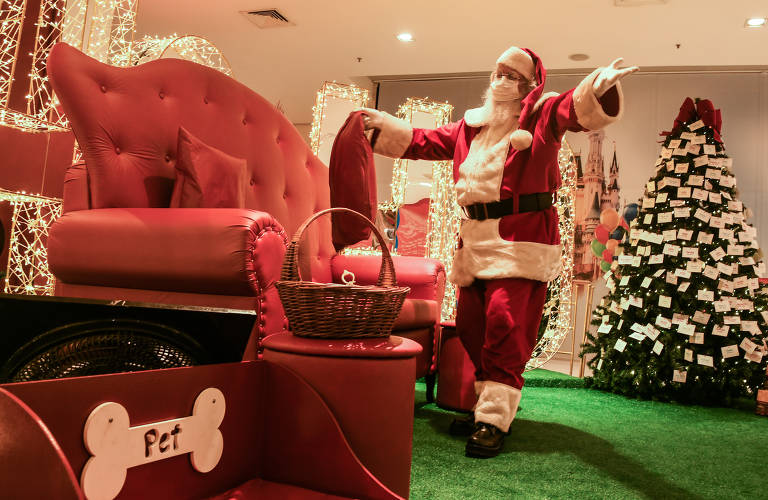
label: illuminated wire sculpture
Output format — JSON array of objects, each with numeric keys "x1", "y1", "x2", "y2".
[
  {"x1": 0, "y1": 0, "x2": 138, "y2": 132},
  {"x1": 310, "y1": 81, "x2": 370, "y2": 156},
  {"x1": 132, "y1": 34, "x2": 232, "y2": 76},
  {"x1": 1, "y1": 189, "x2": 62, "y2": 295}
]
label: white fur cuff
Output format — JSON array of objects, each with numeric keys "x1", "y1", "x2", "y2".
[
  {"x1": 372, "y1": 111, "x2": 413, "y2": 158},
  {"x1": 573, "y1": 67, "x2": 624, "y2": 131},
  {"x1": 474, "y1": 381, "x2": 522, "y2": 432}
]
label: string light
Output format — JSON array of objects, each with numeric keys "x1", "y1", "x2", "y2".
[
  {"x1": 0, "y1": 0, "x2": 138, "y2": 132},
  {"x1": 132, "y1": 34, "x2": 233, "y2": 76},
  {"x1": 0, "y1": 188, "x2": 62, "y2": 295},
  {"x1": 309, "y1": 81, "x2": 370, "y2": 156},
  {"x1": 527, "y1": 138, "x2": 577, "y2": 370}
]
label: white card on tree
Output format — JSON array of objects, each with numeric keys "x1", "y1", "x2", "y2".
[
  {"x1": 712, "y1": 325, "x2": 729, "y2": 336},
  {"x1": 653, "y1": 341, "x2": 664, "y2": 355},
  {"x1": 740, "y1": 338, "x2": 757, "y2": 354},
  {"x1": 698, "y1": 232, "x2": 714, "y2": 244},
  {"x1": 714, "y1": 301, "x2": 731, "y2": 312},
  {"x1": 678, "y1": 323, "x2": 695, "y2": 336},
  {"x1": 656, "y1": 316, "x2": 673, "y2": 329},
  {"x1": 598, "y1": 323, "x2": 613, "y2": 334},
  {"x1": 722, "y1": 345, "x2": 739, "y2": 358},
  {"x1": 697, "y1": 354, "x2": 714, "y2": 367},
  {"x1": 614, "y1": 339, "x2": 627, "y2": 352},
  {"x1": 710, "y1": 247, "x2": 726, "y2": 261}
]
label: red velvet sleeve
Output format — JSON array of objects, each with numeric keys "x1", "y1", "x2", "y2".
[
  {"x1": 539, "y1": 84, "x2": 622, "y2": 141},
  {"x1": 401, "y1": 120, "x2": 463, "y2": 161},
  {"x1": 538, "y1": 89, "x2": 585, "y2": 142}
]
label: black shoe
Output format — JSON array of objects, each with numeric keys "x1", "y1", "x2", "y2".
[
  {"x1": 465, "y1": 422, "x2": 506, "y2": 458},
  {"x1": 449, "y1": 412, "x2": 474, "y2": 436}
]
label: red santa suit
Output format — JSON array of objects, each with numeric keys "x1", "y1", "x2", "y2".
[{"x1": 372, "y1": 48, "x2": 624, "y2": 432}]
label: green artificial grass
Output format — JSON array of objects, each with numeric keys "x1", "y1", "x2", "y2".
[
  {"x1": 523, "y1": 368, "x2": 586, "y2": 389},
  {"x1": 411, "y1": 374, "x2": 768, "y2": 500}
]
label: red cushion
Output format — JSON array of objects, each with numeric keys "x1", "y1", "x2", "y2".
[
  {"x1": 170, "y1": 127, "x2": 249, "y2": 208},
  {"x1": 392, "y1": 298, "x2": 438, "y2": 330},
  {"x1": 329, "y1": 111, "x2": 377, "y2": 251}
]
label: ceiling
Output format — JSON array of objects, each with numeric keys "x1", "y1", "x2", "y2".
[{"x1": 135, "y1": 0, "x2": 768, "y2": 124}]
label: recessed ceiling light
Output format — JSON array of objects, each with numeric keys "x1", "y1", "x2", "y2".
[
  {"x1": 745, "y1": 17, "x2": 766, "y2": 27},
  {"x1": 396, "y1": 32, "x2": 414, "y2": 42},
  {"x1": 569, "y1": 53, "x2": 589, "y2": 61}
]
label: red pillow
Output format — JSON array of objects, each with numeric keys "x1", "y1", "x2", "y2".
[
  {"x1": 170, "y1": 127, "x2": 249, "y2": 208},
  {"x1": 329, "y1": 111, "x2": 378, "y2": 251}
]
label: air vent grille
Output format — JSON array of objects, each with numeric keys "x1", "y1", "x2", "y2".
[{"x1": 241, "y1": 9, "x2": 295, "y2": 28}]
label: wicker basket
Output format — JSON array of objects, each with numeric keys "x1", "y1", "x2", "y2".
[{"x1": 276, "y1": 207, "x2": 410, "y2": 338}]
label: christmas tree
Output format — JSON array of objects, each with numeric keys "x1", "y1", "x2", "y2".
[{"x1": 583, "y1": 97, "x2": 768, "y2": 406}]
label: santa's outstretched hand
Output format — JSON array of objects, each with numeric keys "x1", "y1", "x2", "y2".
[{"x1": 593, "y1": 58, "x2": 639, "y2": 97}]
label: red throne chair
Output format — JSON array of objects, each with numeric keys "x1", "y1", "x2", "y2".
[{"x1": 45, "y1": 43, "x2": 445, "y2": 391}]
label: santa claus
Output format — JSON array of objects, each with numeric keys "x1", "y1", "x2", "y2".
[{"x1": 362, "y1": 47, "x2": 637, "y2": 457}]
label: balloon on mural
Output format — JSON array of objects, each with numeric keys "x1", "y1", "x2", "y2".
[
  {"x1": 591, "y1": 207, "x2": 634, "y2": 275},
  {"x1": 622, "y1": 203, "x2": 639, "y2": 222},
  {"x1": 594, "y1": 224, "x2": 609, "y2": 244},
  {"x1": 599, "y1": 208, "x2": 620, "y2": 231},
  {"x1": 591, "y1": 239, "x2": 606, "y2": 257}
]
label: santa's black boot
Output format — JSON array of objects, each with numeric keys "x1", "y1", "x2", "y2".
[{"x1": 465, "y1": 422, "x2": 506, "y2": 458}]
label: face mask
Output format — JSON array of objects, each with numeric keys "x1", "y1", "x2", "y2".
[{"x1": 489, "y1": 78, "x2": 521, "y2": 102}]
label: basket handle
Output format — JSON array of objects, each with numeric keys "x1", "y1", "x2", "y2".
[{"x1": 280, "y1": 207, "x2": 397, "y2": 287}]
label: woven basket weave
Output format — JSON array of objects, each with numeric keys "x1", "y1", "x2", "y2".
[{"x1": 276, "y1": 207, "x2": 409, "y2": 338}]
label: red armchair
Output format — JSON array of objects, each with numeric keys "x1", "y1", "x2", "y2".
[{"x1": 46, "y1": 43, "x2": 445, "y2": 389}]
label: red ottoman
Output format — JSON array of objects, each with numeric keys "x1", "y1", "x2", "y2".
[
  {"x1": 262, "y1": 333, "x2": 421, "y2": 499},
  {"x1": 436, "y1": 321, "x2": 477, "y2": 412}
]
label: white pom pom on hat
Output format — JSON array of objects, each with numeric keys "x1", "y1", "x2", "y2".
[{"x1": 510, "y1": 128, "x2": 532, "y2": 150}]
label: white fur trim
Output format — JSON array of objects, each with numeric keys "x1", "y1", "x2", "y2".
[
  {"x1": 474, "y1": 381, "x2": 522, "y2": 433},
  {"x1": 464, "y1": 106, "x2": 488, "y2": 127},
  {"x1": 474, "y1": 380, "x2": 485, "y2": 397},
  {"x1": 573, "y1": 68, "x2": 624, "y2": 131},
  {"x1": 533, "y1": 91, "x2": 560, "y2": 114},
  {"x1": 449, "y1": 218, "x2": 562, "y2": 285},
  {"x1": 495, "y1": 47, "x2": 535, "y2": 81},
  {"x1": 455, "y1": 133, "x2": 508, "y2": 207},
  {"x1": 372, "y1": 111, "x2": 413, "y2": 158},
  {"x1": 509, "y1": 129, "x2": 532, "y2": 150},
  {"x1": 470, "y1": 380, "x2": 485, "y2": 412}
]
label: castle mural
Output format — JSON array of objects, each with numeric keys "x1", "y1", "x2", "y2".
[{"x1": 572, "y1": 130, "x2": 622, "y2": 281}]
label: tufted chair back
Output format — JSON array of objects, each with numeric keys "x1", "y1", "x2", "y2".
[{"x1": 48, "y1": 43, "x2": 335, "y2": 282}]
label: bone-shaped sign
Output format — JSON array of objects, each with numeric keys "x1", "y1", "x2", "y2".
[{"x1": 81, "y1": 387, "x2": 225, "y2": 500}]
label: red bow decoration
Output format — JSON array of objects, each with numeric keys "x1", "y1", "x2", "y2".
[{"x1": 660, "y1": 97, "x2": 723, "y2": 143}]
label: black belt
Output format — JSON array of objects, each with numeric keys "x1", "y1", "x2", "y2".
[{"x1": 461, "y1": 192, "x2": 554, "y2": 221}]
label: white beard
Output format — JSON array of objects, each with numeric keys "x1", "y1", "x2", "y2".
[{"x1": 477, "y1": 87, "x2": 521, "y2": 130}]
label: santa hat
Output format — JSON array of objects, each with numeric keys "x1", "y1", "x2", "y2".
[{"x1": 507, "y1": 47, "x2": 546, "y2": 150}]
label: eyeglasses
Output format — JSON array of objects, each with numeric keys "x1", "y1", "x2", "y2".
[{"x1": 493, "y1": 72, "x2": 527, "y2": 83}]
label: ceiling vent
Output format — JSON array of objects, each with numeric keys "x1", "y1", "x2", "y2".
[{"x1": 241, "y1": 9, "x2": 294, "y2": 28}]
